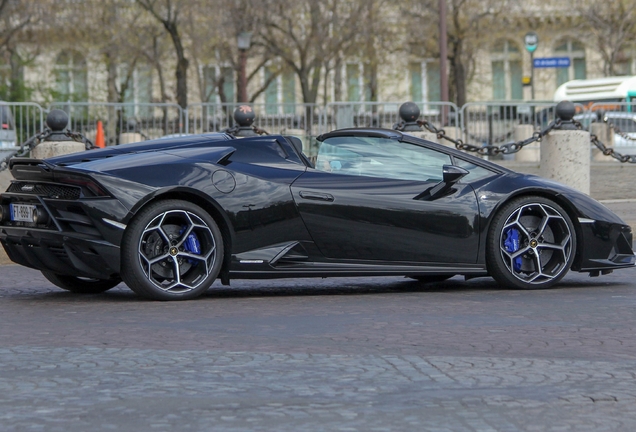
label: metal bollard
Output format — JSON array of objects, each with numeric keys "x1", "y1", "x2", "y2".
[
  {"x1": 589, "y1": 120, "x2": 614, "y2": 162},
  {"x1": 513, "y1": 124, "x2": 538, "y2": 163},
  {"x1": 232, "y1": 105, "x2": 259, "y2": 138},
  {"x1": 31, "y1": 110, "x2": 85, "y2": 159},
  {"x1": 119, "y1": 119, "x2": 144, "y2": 144},
  {"x1": 394, "y1": 102, "x2": 440, "y2": 144},
  {"x1": 539, "y1": 101, "x2": 590, "y2": 194}
]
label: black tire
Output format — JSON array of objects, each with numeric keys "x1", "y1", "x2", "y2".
[
  {"x1": 408, "y1": 275, "x2": 454, "y2": 283},
  {"x1": 41, "y1": 271, "x2": 121, "y2": 294},
  {"x1": 486, "y1": 196, "x2": 576, "y2": 290},
  {"x1": 120, "y1": 200, "x2": 224, "y2": 301}
]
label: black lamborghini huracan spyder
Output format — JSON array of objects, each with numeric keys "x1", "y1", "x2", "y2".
[{"x1": 0, "y1": 128, "x2": 633, "y2": 300}]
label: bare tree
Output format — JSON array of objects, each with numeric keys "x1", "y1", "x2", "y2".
[
  {"x1": 0, "y1": 0, "x2": 35, "y2": 50},
  {"x1": 0, "y1": 0, "x2": 40, "y2": 101},
  {"x1": 351, "y1": 0, "x2": 400, "y2": 102},
  {"x1": 258, "y1": 0, "x2": 364, "y2": 104},
  {"x1": 404, "y1": 0, "x2": 505, "y2": 106},
  {"x1": 136, "y1": 0, "x2": 190, "y2": 108},
  {"x1": 579, "y1": 1, "x2": 636, "y2": 76}
]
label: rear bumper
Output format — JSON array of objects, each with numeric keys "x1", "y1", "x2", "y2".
[
  {"x1": 0, "y1": 189, "x2": 129, "y2": 279},
  {"x1": 0, "y1": 227, "x2": 121, "y2": 279}
]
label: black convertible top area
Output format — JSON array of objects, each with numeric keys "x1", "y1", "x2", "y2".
[{"x1": 317, "y1": 128, "x2": 403, "y2": 142}]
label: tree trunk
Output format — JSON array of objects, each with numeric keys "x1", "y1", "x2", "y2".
[
  {"x1": 7, "y1": 46, "x2": 21, "y2": 101},
  {"x1": 175, "y1": 57, "x2": 189, "y2": 108},
  {"x1": 334, "y1": 57, "x2": 342, "y2": 102},
  {"x1": 454, "y1": 61, "x2": 467, "y2": 107},
  {"x1": 105, "y1": 51, "x2": 119, "y2": 103},
  {"x1": 164, "y1": 22, "x2": 188, "y2": 108},
  {"x1": 104, "y1": 51, "x2": 119, "y2": 146},
  {"x1": 449, "y1": 40, "x2": 467, "y2": 107}
]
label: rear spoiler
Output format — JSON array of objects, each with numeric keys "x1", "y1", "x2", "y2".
[{"x1": 9, "y1": 158, "x2": 56, "y2": 181}]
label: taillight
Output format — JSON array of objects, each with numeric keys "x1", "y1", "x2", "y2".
[{"x1": 55, "y1": 174, "x2": 109, "y2": 197}]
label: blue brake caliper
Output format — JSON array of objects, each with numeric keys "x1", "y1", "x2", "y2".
[
  {"x1": 503, "y1": 228, "x2": 522, "y2": 271},
  {"x1": 179, "y1": 226, "x2": 201, "y2": 265}
]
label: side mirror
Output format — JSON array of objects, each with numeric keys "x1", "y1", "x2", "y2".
[
  {"x1": 442, "y1": 165, "x2": 469, "y2": 185},
  {"x1": 415, "y1": 165, "x2": 469, "y2": 201}
]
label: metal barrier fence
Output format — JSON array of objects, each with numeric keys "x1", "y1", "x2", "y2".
[
  {"x1": 49, "y1": 102, "x2": 184, "y2": 146},
  {"x1": 324, "y1": 101, "x2": 461, "y2": 136},
  {"x1": 584, "y1": 102, "x2": 636, "y2": 149},
  {"x1": 0, "y1": 102, "x2": 44, "y2": 148},
  {"x1": 459, "y1": 102, "x2": 585, "y2": 146},
  {"x1": 185, "y1": 103, "x2": 325, "y2": 136},
  {"x1": 4, "y1": 100, "x2": 636, "y2": 157}
]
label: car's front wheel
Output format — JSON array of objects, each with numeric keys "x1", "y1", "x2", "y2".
[
  {"x1": 487, "y1": 196, "x2": 576, "y2": 290},
  {"x1": 120, "y1": 200, "x2": 224, "y2": 301},
  {"x1": 41, "y1": 271, "x2": 121, "y2": 294}
]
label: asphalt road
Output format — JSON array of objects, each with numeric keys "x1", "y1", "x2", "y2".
[{"x1": 1, "y1": 265, "x2": 636, "y2": 431}]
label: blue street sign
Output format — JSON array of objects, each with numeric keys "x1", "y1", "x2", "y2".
[{"x1": 533, "y1": 57, "x2": 571, "y2": 68}]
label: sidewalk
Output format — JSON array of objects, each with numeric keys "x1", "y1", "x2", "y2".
[
  {"x1": 498, "y1": 161, "x2": 636, "y2": 201},
  {"x1": 1, "y1": 162, "x2": 635, "y2": 265}
]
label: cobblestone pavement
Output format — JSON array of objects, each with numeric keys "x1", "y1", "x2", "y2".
[{"x1": 1, "y1": 265, "x2": 636, "y2": 431}]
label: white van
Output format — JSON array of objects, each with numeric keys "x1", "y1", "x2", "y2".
[{"x1": 554, "y1": 76, "x2": 636, "y2": 107}]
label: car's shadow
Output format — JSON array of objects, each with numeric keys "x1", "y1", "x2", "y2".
[{"x1": 14, "y1": 274, "x2": 631, "y2": 303}]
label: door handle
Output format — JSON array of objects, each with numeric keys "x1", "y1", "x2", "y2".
[{"x1": 299, "y1": 191, "x2": 334, "y2": 202}]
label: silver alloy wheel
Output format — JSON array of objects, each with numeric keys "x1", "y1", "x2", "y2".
[
  {"x1": 137, "y1": 210, "x2": 217, "y2": 293},
  {"x1": 499, "y1": 203, "x2": 572, "y2": 284}
]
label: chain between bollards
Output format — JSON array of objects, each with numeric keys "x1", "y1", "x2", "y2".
[
  {"x1": 393, "y1": 100, "x2": 636, "y2": 163},
  {"x1": 0, "y1": 109, "x2": 95, "y2": 172},
  {"x1": 393, "y1": 101, "x2": 563, "y2": 157}
]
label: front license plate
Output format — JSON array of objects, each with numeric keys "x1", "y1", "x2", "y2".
[{"x1": 10, "y1": 204, "x2": 36, "y2": 222}]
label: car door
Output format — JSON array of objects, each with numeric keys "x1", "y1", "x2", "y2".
[{"x1": 290, "y1": 135, "x2": 480, "y2": 264}]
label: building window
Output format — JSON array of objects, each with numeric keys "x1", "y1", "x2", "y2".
[
  {"x1": 0, "y1": 51, "x2": 25, "y2": 101},
  {"x1": 427, "y1": 62, "x2": 440, "y2": 102},
  {"x1": 54, "y1": 50, "x2": 88, "y2": 101},
  {"x1": 613, "y1": 51, "x2": 633, "y2": 76},
  {"x1": 491, "y1": 40, "x2": 522, "y2": 100},
  {"x1": 282, "y1": 72, "x2": 295, "y2": 114},
  {"x1": 346, "y1": 63, "x2": 373, "y2": 103},
  {"x1": 409, "y1": 63, "x2": 423, "y2": 102},
  {"x1": 264, "y1": 66, "x2": 278, "y2": 114},
  {"x1": 262, "y1": 69, "x2": 296, "y2": 115},
  {"x1": 202, "y1": 66, "x2": 217, "y2": 102},
  {"x1": 203, "y1": 65, "x2": 235, "y2": 104},
  {"x1": 409, "y1": 62, "x2": 440, "y2": 102},
  {"x1": 555, "y1": 39, "x2": 586, "y2": 87},
  {"x1": 121, "y1": 64, "x2": 153, "y2": 117}
]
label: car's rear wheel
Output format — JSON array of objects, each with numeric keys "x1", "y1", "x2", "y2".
[
  {"x1": 41, "y1": 271, "x2": 121, "y2": 294},
  {"x1": 487, "y1": 196, "x2": 576, "y2": 290},
  {"x1": 121, "y1": 200, "x2": 224, "y2": 301}
]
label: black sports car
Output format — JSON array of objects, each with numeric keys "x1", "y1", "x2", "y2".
[{"x1": 0, "y1": 129, "x2": 633, "y2": 300}]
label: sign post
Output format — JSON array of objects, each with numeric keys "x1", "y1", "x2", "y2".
[{"x1": 524, "y1": 32, "x2": 539, "y2": 100}]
